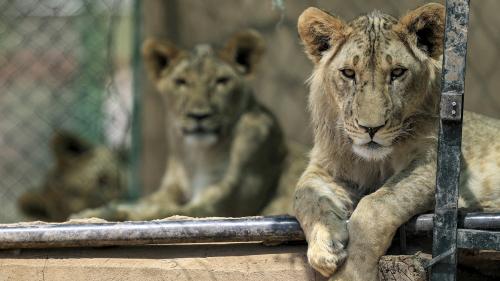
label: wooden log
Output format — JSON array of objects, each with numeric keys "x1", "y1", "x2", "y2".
[{"x1": 378, "y1": 254, "x2": 430, "y2": 281}]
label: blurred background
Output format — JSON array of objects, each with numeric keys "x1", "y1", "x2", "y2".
[{"x1": 1, "y1": 0, "x2": 499, "y2": 222}]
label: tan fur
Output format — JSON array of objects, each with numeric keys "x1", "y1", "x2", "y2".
[
  {"x1": 295, "y1": 3, "x2": 500, "y2": 281},
  {"x1": 18, "y1": 131, "x2": 127, "y2": 222},
  {"x1": 72, "y1": 30, "x2": 306, "y2": 221}
]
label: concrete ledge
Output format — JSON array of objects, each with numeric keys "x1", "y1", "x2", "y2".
[
  {"x1": 1, "y1": 243, "x2": 497, "y2": 281},
  {"x1": 0, "y1": 243, "x2": 326, "y2": 281}
]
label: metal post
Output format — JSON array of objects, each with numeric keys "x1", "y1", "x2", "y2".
[
  {"x1": 129, "y1": 0, "x2": 143, "y2": 200},
  {"x1": 432, "y1": 0, "x2": 470, "y2": 280}
]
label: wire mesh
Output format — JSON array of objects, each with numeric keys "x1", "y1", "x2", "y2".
[{"x1": 0, "y1": 0, "x2": 134, "y2": 222}]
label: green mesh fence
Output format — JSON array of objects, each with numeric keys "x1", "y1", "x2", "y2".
[{"x1": 0, "y1": 0, "x2": 137, "y2": 222}]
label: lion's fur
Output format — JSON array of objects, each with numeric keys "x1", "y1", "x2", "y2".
[
  {"x1": 72, "y1": 30, "x2": 306, "y2": 221},
  {"x1": 295, "y1": 3, "x2": 500, "y2": 281},
  {"x1": 18, "y1": 131, "x2": 127, "y2": 222}
]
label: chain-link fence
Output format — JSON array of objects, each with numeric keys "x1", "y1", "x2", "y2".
[{"x1": 0, "y1": 0, "x2": 136, "y2": 222}]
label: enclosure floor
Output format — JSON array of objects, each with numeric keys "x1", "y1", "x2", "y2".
[{"x1": 0, "y1": 243, "x2": 326, "y2": 281}]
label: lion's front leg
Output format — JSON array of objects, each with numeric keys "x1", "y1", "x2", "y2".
[
  {"x1": 71, "y1": 180, "x2": 185, "y2": 221},
  {"x1": 328, "y1": 196, "x2": 396, "y2": 281},
  {"x1": 294, "y1": 166, "x2": 355, "y2": 277},
  {"x1": 331, "y1": 161, "x2": 436, "y2": 281},
  {"x1": 70, "y1": 201, "x2": 129, "y2": 221},
  {"x1": 305, "y1": 216, "x2": 349, "y2": 277}
]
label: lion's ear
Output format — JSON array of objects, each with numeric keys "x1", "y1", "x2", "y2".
[
  {"x1": 220, "y1": 29, "x2": 265, "y2": 75},
  {"x1": 399, "y1": 3, "x2": 445, "y2": 59},
  {"x1": 298, "y1": 7, "x2": 347, "y2": 63},
  {"x1": 142, "y1": 38, "x2": 181, "y2": 81},
  {"x1": 52, "y1": 131, "x2": 92, "y2": 165}
]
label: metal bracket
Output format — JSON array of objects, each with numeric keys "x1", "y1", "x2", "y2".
[
  {"x1": 425, "y1": 246, "x2": 456, "y2": 269},
  {"x1": 440, "y1": 91, "x2": 463, "y2": 121}
]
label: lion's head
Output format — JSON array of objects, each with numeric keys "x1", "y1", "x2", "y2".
[
  {"x1": 18, "y1": 131, "x2": 126, "y2": 221},
  {"x1": 143, "y1": 30, "x2": 265, "y2": 146},
  {"x1": 298, "y1": 3, "x2": 445, "y2": 160}
]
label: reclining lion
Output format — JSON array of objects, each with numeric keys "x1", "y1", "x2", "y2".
[{"x1": 294, "y1": 3, "x2": 500, "y2": 281}]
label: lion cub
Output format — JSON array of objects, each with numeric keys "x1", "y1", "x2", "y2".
[
  {"x1": 73, "y1": 30, "x2": 306, "y2": 220},
  {"x1": 18, "y1": 131, "x2": 127, "y2": 221},
  {"x1": 294, "y1": 3, "x2": 500, "y2": 281}
]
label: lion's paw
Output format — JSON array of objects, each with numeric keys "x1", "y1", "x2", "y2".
[
  {"x1": 328, "y1": 257, "x2": 379, "y2": 281},
  {"x1": 307, "y1": 238, "x2": 347, "y2": 277},
  {"x1": 70, "y1": 205, "x2": 128, "y2": 221},
  {"x1": 328, "y1": 268, "x2": 356, "y2": 281},
  {"x1": 329, "y1": 268, "x2": 378, "y2": 281},
  {"x1": 69, "y1": 208, "x2": 103, "y2": 220}
]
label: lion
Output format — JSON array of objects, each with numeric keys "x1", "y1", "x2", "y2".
[
  {"x1": 18, "y1": 131, "x2": 127, "y2": 222},
  {"x1": 72, "y1": 30, "x2": 307, "y2": 221},
  {"x1": 294, "y1": 3, "x2": 500, "y2": 281}
]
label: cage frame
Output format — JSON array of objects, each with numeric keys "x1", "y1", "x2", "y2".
[{"x1": 431, "y1": 0, "x2": 500, "y2": 280}]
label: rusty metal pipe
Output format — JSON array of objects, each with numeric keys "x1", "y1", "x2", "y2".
[
  {"x1": 0, "y1": 216, "x2": 304, "y2": 249},
  {"x1": 0, "y1": 213, "x2": 499, "y2": 249}
]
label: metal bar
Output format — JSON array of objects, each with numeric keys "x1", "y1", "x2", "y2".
[
  {"x1": 0, "y1": 216, "x2": 304, "y2": 249},
  {"x1": 0, "y1": 213, "x2": 499, "y2": 250},
  {"x1": 432, "y1": 1, "x2": 470, "y2": 280},
  {"x1": 129, "y1": 0, "x2": 143, "y2": 200},
  {"x1": 460, "y1": 212, "x2": 500, "y2": 229},
  {"x1": 406, "y1": 212, "x2": 500, "y2": 233},
  {"x1": 457, "y1": 229, "x2": 500, "y2": 251}
]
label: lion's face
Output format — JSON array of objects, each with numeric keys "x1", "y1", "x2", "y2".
[
  {"x1": 299, "y1": 4, "x2": 444, "y2": 160},
  {"x1": 143, "y1": 30, "x2": 265, "y2": 146},
  {"x1": 157, "y1": 47, "x2": 247, "y2": 146},
  {"x1": 47, "y1": 138, "x2": 125, "y2": 215}
]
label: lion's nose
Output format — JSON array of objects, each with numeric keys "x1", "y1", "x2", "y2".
[
  {"x1": 357, "y1": 122, "x2": 386, "y2": 138},
  {"x1": 187, "y1": 112, "x2": 212, "y2": 121}
]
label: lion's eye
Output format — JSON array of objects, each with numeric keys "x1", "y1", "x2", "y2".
[
  {"x1": 216, "y1": 76, "x2": 230, "y2": 85},
  {"x1": 390, "y1": 68, "x2": 407, "y2": 81},
  {"x1": 174, "y1": 78, "x2": 187, "y2": 86},
  {"x1": 340, "y1": 69, "x2": 355, "y2": 80}
]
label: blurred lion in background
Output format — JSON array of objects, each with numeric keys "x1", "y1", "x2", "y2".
[
  {"x1": 18, "y1": 131, "x2": 127, "y2": 221},
  {"x1": 72, "y1": 29, "x2": 307, "y2": 221}
]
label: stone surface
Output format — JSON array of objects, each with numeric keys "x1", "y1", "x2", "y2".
[
  {"x1": 0, "y1": 243, "x2": 326, "y2": 281},
  {"x1": 0, "y1": 242, "x2": 497, "y2": 281}
]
